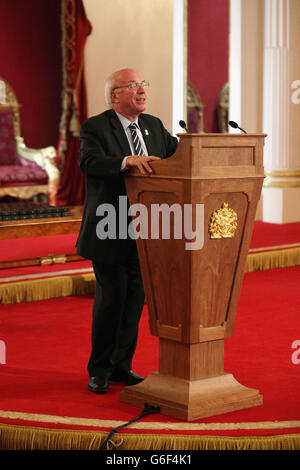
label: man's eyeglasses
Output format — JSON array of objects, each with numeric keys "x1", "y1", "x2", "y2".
[{"x1": 113, "y1": 81, "x2": 150, "y2": 91}]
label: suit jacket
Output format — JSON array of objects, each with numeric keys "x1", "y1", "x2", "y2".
[{"x1": 76, "y1": 109, "x2": 178, "y2": 264}]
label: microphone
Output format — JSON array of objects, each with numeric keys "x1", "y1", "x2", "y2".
[
  {"x1": 179, "y1": 120, "x2": 189, "y2": 132},
  {"x1": 228, "y1": 120, "x2": 247, "y2": 134}
]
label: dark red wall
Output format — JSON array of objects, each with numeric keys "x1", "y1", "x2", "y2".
[
  {"x1": 0, "y1": 0, "x2": 62, "y2": 148},
  {"x1": 188, "y1": 0, "x2": 229, "y2": 133}
]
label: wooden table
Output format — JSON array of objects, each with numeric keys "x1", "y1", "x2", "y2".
[
  {"x1": 0, "y1": 206, "x2": 83, "y2": 269},
  {"x1": 0, "y1": 206, "x2": 83, "y2": 240}
]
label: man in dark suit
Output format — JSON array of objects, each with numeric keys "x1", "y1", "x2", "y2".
[{"x1": 76, "y1": 68, "x2": 178, "y2": 394}]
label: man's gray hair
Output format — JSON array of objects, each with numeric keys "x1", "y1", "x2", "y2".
[{"x1": 104, "y1": 73, "x2": 117, "y2": 107}]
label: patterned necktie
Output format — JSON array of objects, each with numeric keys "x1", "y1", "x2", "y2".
[{"x1": 129, "y1": 123, "x2": 144, "y2": 156}]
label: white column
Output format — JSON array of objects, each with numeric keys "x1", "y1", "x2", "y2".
[
  {"x1": 262, "y1": 0, "x2": 300, "y2": 223},
  {"x1": 229, "y1": 0, "x2": 242, "y2": 131},
  {"x1": 229, "y1": 0, "x2": 264, "y2": 219},
  {"x1": 172, "y1": 0, "x2": 187, "y2": 135}
]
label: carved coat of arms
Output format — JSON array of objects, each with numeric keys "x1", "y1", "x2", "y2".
[{"x1": 209, "y1": 203, "x2": 238, "y2": 239}]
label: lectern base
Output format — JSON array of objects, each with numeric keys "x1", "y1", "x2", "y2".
[{"x1": 120, "y1": 371, "x2": 263, "y2": 421}]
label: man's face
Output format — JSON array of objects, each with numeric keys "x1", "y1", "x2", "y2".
[{"x1": 111, "y1": 69, "x2": 147, "y2": 120}]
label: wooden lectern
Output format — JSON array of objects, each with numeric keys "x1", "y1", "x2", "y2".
[{"x1": 121, "y1": 133, "x2": 266, "y2": 421}]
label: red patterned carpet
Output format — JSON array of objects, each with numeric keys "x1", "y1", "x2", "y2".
[{"x1": 0, "y1": 265, "x2": 299, "y2": 450}]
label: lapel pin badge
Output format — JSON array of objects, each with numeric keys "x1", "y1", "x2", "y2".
[{"x1": 145, "y1": 129, "x2": 149, "y2": 136}]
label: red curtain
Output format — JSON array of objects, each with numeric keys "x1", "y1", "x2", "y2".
[
  {"x1": 56, "y1": 0, "x2": 92, "y2": 206},
  {"x1": 188, "y1": 0, "x2": 229, "y2": 133}
]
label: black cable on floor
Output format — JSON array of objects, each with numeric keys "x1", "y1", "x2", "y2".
[{"x1": 99, "y1": 403, "x2": 160, "y2": 450}]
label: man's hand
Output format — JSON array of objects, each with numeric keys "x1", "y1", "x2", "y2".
[{"x1": 126, "y1": 155, "x2": 161, "y2": 175}]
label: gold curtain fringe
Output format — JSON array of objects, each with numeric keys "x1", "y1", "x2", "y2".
[
  {"x1": 246, "y1": 247, "x2": 300, "y2": 273},
  {"x1": 1, "y1": 247, "x2": 299, "y2": 305},
  {"x1": 0, "y1": 274, "x2": 95, "y2": 305},
  {"x1": 69, "y1": 108, "x2": 80, "y2": 136},
  {"x1": 0, "y1": 423, "x2": 299, "y2": 450}
]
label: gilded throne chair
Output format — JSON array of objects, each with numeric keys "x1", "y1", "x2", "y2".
[
  {"x1": 0, "y1": 78, "x2": 59, "y2": 205},
  {"x1": 187, "y1": 81, "x2": 204, "y2": 133},
  {"x1": 217, "y1": 82, "x2": 229, "y2": 133}
]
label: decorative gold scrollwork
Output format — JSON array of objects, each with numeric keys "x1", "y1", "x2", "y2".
[{"x1": 209, "y1": 203, "x2": 238, "y2": 239}]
